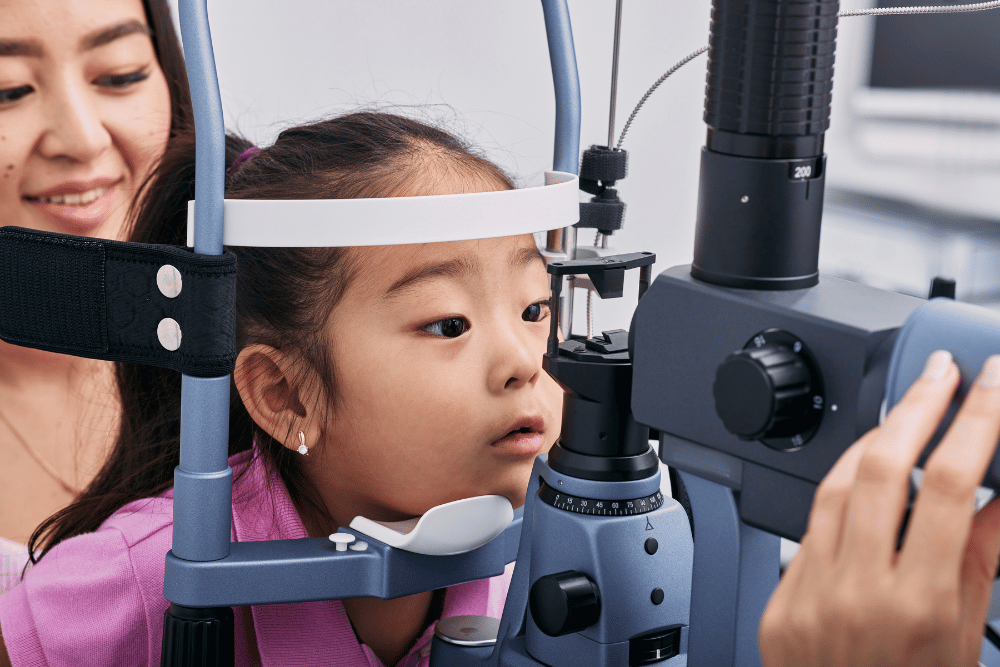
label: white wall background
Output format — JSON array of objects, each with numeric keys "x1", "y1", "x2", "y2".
[{"x1": 166, "y1": 1, "x2": 979, "y2": 328}]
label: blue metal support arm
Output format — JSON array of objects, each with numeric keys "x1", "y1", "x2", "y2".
[{"x1": 174, "y1": 0, "x2": 232, "y2": 564}]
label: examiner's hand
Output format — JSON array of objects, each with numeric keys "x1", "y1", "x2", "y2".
[{"x1": 759, "y1": 351, "x2": 1000, "y2": 667}]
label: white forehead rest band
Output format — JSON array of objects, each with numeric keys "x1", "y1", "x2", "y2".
[{"x1": 186, "y1": 171, "x2": 579, "y2": 248}]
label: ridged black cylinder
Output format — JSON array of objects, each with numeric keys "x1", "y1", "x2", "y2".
[
  {"x1": 693, "y1": 0, "x2": 837, "y2": 290},
  {"x1": 704, "y1": 0, "x2": 840, "y2": 160},
  {"x1": 161, "y1": 604, "x2": 235, "y2": 667}
]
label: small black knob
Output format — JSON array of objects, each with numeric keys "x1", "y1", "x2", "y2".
[
  {"x1": 529, "y1": 570, "x2": 601, "y2": 637},
  {"x1": 713, "y1": 343, "x2": 814, "y2": 440}
]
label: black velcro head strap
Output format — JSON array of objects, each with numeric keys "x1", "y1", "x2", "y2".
[{"x1": 0, "y1": 226, "x2": 236, "y2": 377}]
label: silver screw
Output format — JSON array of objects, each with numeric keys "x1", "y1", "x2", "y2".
[{"x1": 741, "y1": 196, "x2": 750, "y2": 203}]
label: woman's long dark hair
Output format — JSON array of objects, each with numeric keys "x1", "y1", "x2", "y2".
[
  {"x1": 29, "y1": 112, "x2": 514, "y2": 561},
  {"x1": 143, "y1": 0, "x2": 192, "y2": 136}
]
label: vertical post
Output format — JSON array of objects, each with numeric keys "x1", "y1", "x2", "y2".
[
  {"x1": 607, "y1": 0, "x2": 624, "y2": 151},
  {"x1": 540, "y1": 0, "x2": 582, "y2": 338},
  {"x1": 175, "y1": 0, "x2": 233, "y2": 563},
  {"x1": 677, "y1": 471, "x2": 779, "y2": 667},
  {"x1": 548, "y1": 273, "x2": 563, "y2": 358}
]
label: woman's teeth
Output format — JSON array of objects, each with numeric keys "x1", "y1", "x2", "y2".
[{"x1": 31, "y1": 187, "x2": 109, "y2": 206}]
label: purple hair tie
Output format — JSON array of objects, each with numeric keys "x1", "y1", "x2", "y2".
[{"x1": 228, "y1": 146, "x2": 261, "y2": 176}]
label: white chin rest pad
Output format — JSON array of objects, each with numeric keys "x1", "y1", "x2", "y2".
[
  {"x1": 187, "y1": 171, "x2": 579, "y2": 247},
  {"x1": 348, "y1": 495, "x2": 514, "y2": 556}
]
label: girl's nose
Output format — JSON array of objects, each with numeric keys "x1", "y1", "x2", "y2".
[
  {"x1": 38, "y1": 82, "x2": 112, "y2": 163},
  {"x1": 491, "y1": 323, "x2": 544, "y2": 393}
]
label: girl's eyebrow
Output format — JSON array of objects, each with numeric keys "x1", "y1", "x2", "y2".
[
  {"x1": 514, "y1": 245, "x2": 546, "y2": 269},
  {"x1": 384, "y1": 256, "x2": 482, "y2": 299},
  {"x1": 382, "y1": 245, "x2": 543, "y2": 299},
  {"x1": 0, "y1": 21, "x2": 150, "y2": 58}
]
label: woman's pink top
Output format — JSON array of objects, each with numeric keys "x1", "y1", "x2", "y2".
[{"x1": 0, "y1": 449, "x2": 514, "y2": 666}]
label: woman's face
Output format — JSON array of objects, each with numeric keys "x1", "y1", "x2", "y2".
[
  {"x1": 0, "y1": 0, "x2": 171, "y2": 240},
  {"x1": 312, "y1": 234, "x2": 564, "y2": 525}
]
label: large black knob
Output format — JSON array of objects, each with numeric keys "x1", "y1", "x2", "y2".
[
  {"x1": 713, "y1": 343, "x2": 815, "y2": 441},
  {"x1": 529, "y1": 571, "x2": 601, "y2": 637}
]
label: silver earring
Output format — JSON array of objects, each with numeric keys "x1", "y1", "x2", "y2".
[{"x1": 297, "y1": 430, "x2": 308, "y2": 456}]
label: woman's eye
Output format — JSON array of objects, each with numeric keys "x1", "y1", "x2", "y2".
[
  {"x1": 522, "y1": 300, "x2": 551, "y2": 323},
  {"x1": 423, "y1": 317, "x2": 469, "y2": 339},
  {"x1": 0, "y1": 85, "x2": 33, "y2": 105},
  {"x1": 95, "y1": 69, "x2": 150, "y2": 89}
]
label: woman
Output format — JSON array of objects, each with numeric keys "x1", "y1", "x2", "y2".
[{"x1": 0, "y1": 0, "x2": 190, "y2": 592}]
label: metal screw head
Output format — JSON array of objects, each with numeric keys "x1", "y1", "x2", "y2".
[
  {"x1": 740, "y1": 196, "x2": 750, "y2": 203},
  {"x1": 156, "y1": 264, "x2": 182, "y2": 298},
  {"x1": 157, "y1": 318, "x2": 182, "y2": 351}
]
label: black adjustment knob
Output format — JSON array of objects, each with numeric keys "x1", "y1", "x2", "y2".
[
  {"x1": 713, "y1": 343, "x2": 814, "y2": 441},
  {"x1": 529, "y1": 570, "x2": 601, "y2": 637}
]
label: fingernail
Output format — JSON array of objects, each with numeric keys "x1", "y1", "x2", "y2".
[
  {"x1": 921, "y1": 350, "x2": 953, "y2": 381},
  {"x1": 979, "y1": 355, "x2": 1000, "y2": 389}
]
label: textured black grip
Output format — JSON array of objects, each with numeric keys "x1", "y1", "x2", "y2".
[
  {"x1": 161, "y1": 604, "x2": 234, "y2": 667},
  {"x1": 0, "y1": 226, "x2": 236, "y2": 377},
  {"x1": 579, "y1": 145, "x2": 628, "y2": 183},
  {"x1": 705, "y1": 0, "x2": 840, "y2": 158}
]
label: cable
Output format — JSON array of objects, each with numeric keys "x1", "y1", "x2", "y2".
[
  {"x1": 614, "y1": 2, "x2": 1000, "y2": 150},
  {"x1": 840, "y1": 1, "x2": 1000, "y2": 17},
  {"x1": 615, "y1": 46, "x2": 708, "y2": 150}
]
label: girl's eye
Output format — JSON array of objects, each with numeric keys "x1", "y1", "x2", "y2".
[
  {"x1": 95, "y1": 69, "x2": 150, "y2": 89},
  {"x1": 522, "y1": 300, "x2": 551, "y2": 323},
  {"x1": 423, "y1": 316, "x2": 470, "y2": 339},
  {"x1": 0, "y1": 85, "x2": 33, "y2": 105}
]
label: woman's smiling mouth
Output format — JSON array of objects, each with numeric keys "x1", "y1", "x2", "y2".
[
  {"x1": 23, "y1": 179, "x2": 122, "y2": 230},
  {"x1": 24, "y1": 186, "x2": 110, "y2": 206}
]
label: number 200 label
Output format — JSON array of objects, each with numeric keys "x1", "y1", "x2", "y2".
[{"x1": 793, "y1": 166, "x2": 812, "y2": 179}]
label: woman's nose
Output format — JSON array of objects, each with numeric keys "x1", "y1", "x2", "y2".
[{"x1": 38, "y1": 81, "x2": 112, "y2": 163}]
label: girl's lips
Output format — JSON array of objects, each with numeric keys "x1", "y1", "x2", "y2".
[
  {"x1": 24, "y1": 183, "x2": 120, "y2": 230},
  {"x1": 491, "y1": 430, "x2": 545, "y2": 456}
]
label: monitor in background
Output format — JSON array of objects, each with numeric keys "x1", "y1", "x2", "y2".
[
  {"x1": 826, "y1": 0, "x2": 1000, "y2": 219},
  {"x1": 819, "y1": 1, "x2": 1000, "y2": 303}
]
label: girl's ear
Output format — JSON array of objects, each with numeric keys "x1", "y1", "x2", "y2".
[{"x1": 234, "y1": 344, "x2": 324, "y2": 455}]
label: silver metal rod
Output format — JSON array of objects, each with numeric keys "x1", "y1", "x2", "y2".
[
  {"x1": 560, "y1": 225, "x2": 577, "y2": 339},
  {"x1": 607, "y1": 0, "x2": 624, "y2": 150}
]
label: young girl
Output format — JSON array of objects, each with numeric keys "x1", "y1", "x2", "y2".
[{"x1": 0, "y1": 111, "x2": 564, "y2": 667}]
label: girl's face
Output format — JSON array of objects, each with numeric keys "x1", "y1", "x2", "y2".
[
  {"x1": 0, "y1": 0, "x2": 171, "y2": 240},
  {"x1": 313, "y1": 234, "x2": 564, "y2": 525}
]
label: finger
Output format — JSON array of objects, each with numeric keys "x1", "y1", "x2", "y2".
[
  {"x1": 959, "y1": 499, "x2": 1000, "y2": 657},
  {"x1": 902, "y1": 355, "x2": 1000, "y2": 578},
  {"x1": 839, "y1": 350, "x2": 960, "y2": 566},
  {"x1": 802, "y1": 426, "x2": 878, "y2": 562}
]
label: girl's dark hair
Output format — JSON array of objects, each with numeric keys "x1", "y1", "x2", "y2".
[
  {"x1": 29, "y1": 112, "x2": 514, "y2": 561},
  {"x1": 143, "y1": 0, "x2": 192, "y2": 136}
]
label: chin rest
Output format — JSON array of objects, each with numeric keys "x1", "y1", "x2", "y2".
[{"x1": 349, "y1": 495, "x2": 515, "y2": 556}]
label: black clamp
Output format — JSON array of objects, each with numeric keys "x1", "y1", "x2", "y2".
[
  {"x1": 0, "y1": 226, "x2": 236, "y2": 377},
  {"x1": 577, "y1": 145, "x2": 628, "y2": 235}
]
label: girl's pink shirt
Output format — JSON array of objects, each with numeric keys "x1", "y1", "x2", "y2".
[{"x1": 0, "y1": 449, "x2": 515, "y2": 667}]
